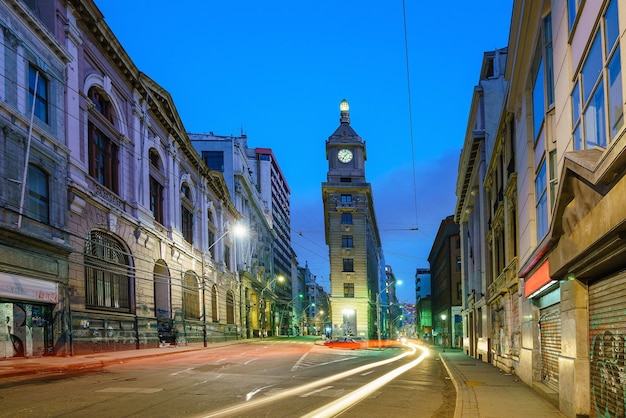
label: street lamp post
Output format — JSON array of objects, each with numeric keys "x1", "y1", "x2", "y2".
[
  {"x1": 441, "y1": 313, "x2": 447, "y2": 352},
  {"x1": 376, "y1": 280, "x2": 402, "y2": 347},
  {"x1": 260, "y1": 275, "x2": 284, "y2": 337}
]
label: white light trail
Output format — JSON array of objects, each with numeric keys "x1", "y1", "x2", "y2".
[
  {"x1": 200, "y1": 345, "x2": 418, "y2": 418},
  {"x1": 301, "y1": 343, "x2": 429, "y2": 418}
]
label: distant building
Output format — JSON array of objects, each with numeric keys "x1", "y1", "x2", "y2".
[
  {"x1": 322, "y1": 100, "x2": 384, "y2": 339},
  {"x1": 428, "y1": 216, "x2": 462, "y2": 348}
]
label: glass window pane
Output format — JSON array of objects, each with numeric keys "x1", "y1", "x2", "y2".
[
  {"x1": 573, "y1": 124, "x2": 583, "y2": 150},
  {"x1": 607, "y1": 48, "x2": 623, "y2": 138},
  {"x1": 584, "y1": 83, "x2": 607, "y2": 147},
  {"x1": 604, "y1": 0, "x2": 619, "y2": 55},
  {"x1": 572, "y1": 81, "x2": 581, "y2": 124},
  {"x1": 582, "y1": 34, "x2": 602, "y2": 103},
  {"x1": 533, "y1": 59, "x2": 545, "y2": 140},
  {"x1": 568, "y1": 0, "x2": 577, "y2": 30}
]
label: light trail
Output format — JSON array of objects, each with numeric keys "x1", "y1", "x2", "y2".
[
  {"x1": 302, "y1": 343, "x2": 429, "y2": 418},
  {"x1": 200, "y1": 345, "x2": 418, "y2": 418}
]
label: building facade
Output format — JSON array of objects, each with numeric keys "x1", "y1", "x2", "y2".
[
  {"x1": 322, "y1": 100, "x2": 384, "y2": 339},
  {"x1": 456, "y1": 1, "x2": 626, "y2": 416},
  {"x1": 0, "y1": 0, "x2": 73, "y2": 358},
  {"x1": 455, "y1": 47, "x2": 509, "y2": 361},
  {"x1": 428, "y1": 216, "x2": 462, "y2": 349}
]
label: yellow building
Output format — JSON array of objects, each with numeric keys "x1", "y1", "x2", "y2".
[{"x1": 322, "y1": 100, "x2": 384, "y2": 339}]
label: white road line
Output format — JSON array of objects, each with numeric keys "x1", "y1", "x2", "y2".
[
  {"x1": 244, "y1": 358, "x2": 258, "y2": 365},
  {"x1": 170, "y1": 367, "x2": 193, "y2": 376},
  {"x1": 301, "y1": 386, "x2": 333, "y2": 398},
  {"x1": 290, "y1": 352, "x2": 309, "y2": 371},
  {"x1": 202, "y1": 344, "x2": 419, "y2": 418}
]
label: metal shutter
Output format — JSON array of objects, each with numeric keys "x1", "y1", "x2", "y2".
[
  {"x1": 539, "y1": 306, "x2": 560, "y2": 391},
  {"x1": 589, "y1": 271, "x2": 626, "y2": 418}
]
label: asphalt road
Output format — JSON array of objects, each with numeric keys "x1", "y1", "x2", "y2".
[{"x1": 0, "y1": 339, "x2": 455, "y2": 417}]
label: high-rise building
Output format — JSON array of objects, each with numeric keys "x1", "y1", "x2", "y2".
[{"x1": 322, "y1": 100, "x2": 384, "y2": 339}]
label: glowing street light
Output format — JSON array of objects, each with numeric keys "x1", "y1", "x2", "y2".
[{"x1": 441, "y1": 313, "x2": 447, "y2": 352}]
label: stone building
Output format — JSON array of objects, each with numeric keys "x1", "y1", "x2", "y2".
[
  {"x1": 322, "y1": 100, "x2": 384, "y2": 339},
  {"x1": 0, "y1": 0, "x2": 73, "y2": 358}
]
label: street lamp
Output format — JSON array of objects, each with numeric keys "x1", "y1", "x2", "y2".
[
  {"x1": 260, "y1": 275, "x2": 284, "y2": 337},
  {"x1": 441, "y1": 313, "x2": 447, "y2": 352},
  {"x1": 202, "y1": 221, "x2": 247, "y2": 345},
  {"x1": 376, "y1": 280, "x2": 402, "y2": 347}
]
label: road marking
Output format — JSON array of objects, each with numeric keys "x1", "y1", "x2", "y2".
[
  {"x1": 202, "y1": 344, "x2": 419, "y2": 417},
  {"x1": 97, "y1": 387, "x2": 162, "y2": 394},
  {"x1": 361, "y1": 371, "x2": 374, "y2": 376},
  {"x1": 290, "y1": 352, "x2": 308, "y2": 371},
  {"x1": 193, "y1": 380, "x2": 210, "y2": 386},
  {"x1": 301, "y1": 386, "x2": 333, "y2": 397},
  {"x1": 170, "y1": 367, "x2": 193, "y2": 376},
  {"x1": 244, "y1": 358, "x2": 258, "y2": 365},
  {"x1": 246, "y1": 384, "x2": 274, "y2": 401}
]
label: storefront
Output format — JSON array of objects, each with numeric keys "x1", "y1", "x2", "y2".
[{"x1": 0, "y1": 273, "x2": 58, "y2": 358}]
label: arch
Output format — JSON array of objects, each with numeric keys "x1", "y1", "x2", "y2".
[
  {"x1": 84, "y1": 230, "x2": 133, "y2": 312},
  {"x1": 83, "y1": 73, "x2": 127, "y2": 138},
  {"x1": 226, "y1": 290, "x2": 235, "y2": 324},
  {"x1": 153, "y1": 260, "x2": 171, "y2": 319},
  {"x1": 183, "y1": 271, "x2": 200, "y2": 319},
  {"x1": 211, "y1": 285, "x2": 219, "y2": 322}
]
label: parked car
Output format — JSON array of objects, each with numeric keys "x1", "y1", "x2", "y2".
[{"x1": 323, "y1": 337, "x2": 366, "y2": 349}]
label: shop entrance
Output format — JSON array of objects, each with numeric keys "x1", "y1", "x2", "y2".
[{"x1": 1, "y1": 302, "x2": 53, "y2": 358}]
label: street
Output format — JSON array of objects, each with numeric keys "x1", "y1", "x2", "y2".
[{"x1": 0, "y1": 338, "x2": 455, "y2": 417}]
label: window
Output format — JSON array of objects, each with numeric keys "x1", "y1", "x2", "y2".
[
  {"x1": 549, "y1": 150, "x2": 558, "y2": 208},
  {"x1": 225, "y1": 245, "x2": 231, "y2": 271},
  {"x1": 226, "y1": 291, "x2": 235, "y2": 324},
  {"x1": 149, "y1": 149, "x2": 164, "y2": 224},
  {"x1": 181, "y1": 183, "x2": 193, "y2": 243},
  {"x1": 88, "y1": 122, "x2": 119, "y2": 193},
  {"x1": 456, "y1": 256, "x2": 461, "y2": 272},
  {"x1": 85, "y1": 231, "x2": 131, "y2": 312},
  {"x1": 532, "y1": 14, "x2": 555, "y2": 143},
  {"x1": 150, "y1": 177, "x2": 164, "y2": 223},
  {"x1": 342, "y1": 258, "x2": 354, "y2": 272},
  {"x1": 341, "y1": 213, "x2": 353, "y2": 224},
  {"x1": 341, "y1": 194, "x2": 352, "y2": 203},
  {"x1": 568, "y1": 0, "x2": 580, "y2": 31},
  {"x1": 535, "y1": 159, "x2": 548, "y2": 239},
  {"x1": 89, "y1": 87, "x2": 114, "y2": 123},
  {"x1": 343, "y1": 283, "x2": 355, "y2": 298},
  {"x1": 208, "y1": 230, "x2": 216, "y2": 259},
  {"x1": 211, "y1": 285, "x2": 218, "y2": 322},
  {"x1": 27, "y1": 164, "x2": 49, "y2": 224},
  {"x1": 342, "y1": 235, "x2": 353, "y2": 248},
  {"x1": 28, "y1": 65, "x2": 48, "y2": 123},
  {"x1": 340, "y1": 177, "x2": 352, "y2": 183},
  {"x1": 202, "y1": 151, "x2": 224, "y2": 171},
  {"x1": 183, "y1": 272, "x2": 200, "y2": 319},
  {"x1": 571, "y1": 0, "x2": 622, "y2": 149}
]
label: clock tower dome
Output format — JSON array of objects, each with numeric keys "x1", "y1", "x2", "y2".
[{"x1": 321, "y1": 100, "x2": 383, "y2": 340}]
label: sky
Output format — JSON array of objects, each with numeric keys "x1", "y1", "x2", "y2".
[{"x1": 94, "y1": 0, "x2": 513, "y2": 302}]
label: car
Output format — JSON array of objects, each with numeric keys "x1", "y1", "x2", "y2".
[{"x1": 323, "y1": 337, "x2": 366, "y2": 349}]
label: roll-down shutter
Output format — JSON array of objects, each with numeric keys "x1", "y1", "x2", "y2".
[
  {"x1": 589, "y1": 271, "x2": 626, "y2": 418},
  {"x1": 539, "y1": 306, "x2": 560, "y2": 391}
]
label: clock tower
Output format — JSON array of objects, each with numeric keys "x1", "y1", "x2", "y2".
[{"x1": 322, "y1": 99, "x2": 383, "y2": 340}]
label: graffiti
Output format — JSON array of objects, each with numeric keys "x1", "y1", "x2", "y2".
[{"x1": 590, "y1": 330, "x2": 626, "y2": 417}]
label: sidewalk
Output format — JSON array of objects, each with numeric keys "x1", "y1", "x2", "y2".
[{"x1": 439, "y1": 349, "x2": 566, "y2": 417}]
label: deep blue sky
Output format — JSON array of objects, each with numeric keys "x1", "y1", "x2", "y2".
[{"x1": 94, "y1": 1, "x2": 513, "y2": 302}]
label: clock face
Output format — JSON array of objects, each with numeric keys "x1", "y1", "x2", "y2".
[{"x1": 338, "y1": 148, "x2": 353, "y2": 163}]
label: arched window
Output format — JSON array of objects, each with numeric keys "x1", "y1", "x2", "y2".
[
  {"x1": 149, "y1": 148, "x2": 164, "y2": 224},
  {"x1": 226, "y1": 290, "x2": 235, "y2": 324},
  {"x1": 181, "y1": 182, "x2": 194, "y2": 243},
  {"x1": 87, "y1": 87, "x2": 119, "y2": 194},
  {"x1": 211, "y1": 285, "x2": 218, "y2": 322},
  {"x1": 27, "y1": 164, "x2": 49, "y2": 224},
  {"x1": 183, "y1": 271, "x2": 200, "y2": 319},
  {"x1": 84, "y1": 231, "x2": 132, "y2": 312}
]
